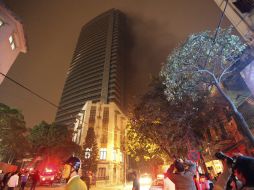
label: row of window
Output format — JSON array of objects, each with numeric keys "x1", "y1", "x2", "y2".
[
  {"x1": 56, "y1": 95, "x2": 102, "y2": 119},
  {"x1": 60, "y1": 84, "x2": 102, "y2": 104},
  {"x1": 58, "y1": 91, "x2": 101, "y2": 111},
  {"x1": 98, "y1": 148, "x2": 123, "y2": 161},
  {"x1": 61, "y1": 80, "x2": 102, "y2": 100}
]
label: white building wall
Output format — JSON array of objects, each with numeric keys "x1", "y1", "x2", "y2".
[{"x1": 0, "y1": 3, "x2": 26, "y2": 84}]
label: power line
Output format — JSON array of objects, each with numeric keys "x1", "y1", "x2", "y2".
[
  {"x1": 213, "y1": 0, "x2": 229, "y2": 42},
  {"x1": 204, "y1": 0, "x2": 229, "y2": 66},
  {"x1": 0, "y1": 72, "x2": 58, "y2": 108}
]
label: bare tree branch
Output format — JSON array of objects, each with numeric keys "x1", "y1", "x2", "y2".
[{"x1": 196, "y1": 68, "x2": 216, "y2": 79}]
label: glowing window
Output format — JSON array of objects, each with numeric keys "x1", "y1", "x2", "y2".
[
  {"x1": 9, "y1": 35, "x2": 16, "y2": 50},
  {"x1": 120, "y1": 152, "x2": 123, "y2": 162},
  {"x1": 99, "y1": 148, "x2": 107, "y2": 160},
  {"x1": 98, "y1": 168, "x2": 106, "y2": 177},
  {"x1": 113, "y1": 150, "x2": 116, "y2": 161}
]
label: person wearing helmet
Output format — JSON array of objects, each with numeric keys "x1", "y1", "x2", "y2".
[{"x1": 62, "y1": 156, "x2": 87, "y2": 190}]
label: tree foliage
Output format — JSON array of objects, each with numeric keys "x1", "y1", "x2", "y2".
[
  {"x1": 81, "y1": 127, "x2": 98, "y2": 175},
  {"x1": 160, "y1": 27, "x2": 254, "y2": 145},
  {"x1": 160, "y1": 27, "x2": 246, "y2": 101},
  {"x1": 28, "y1": 121, "x2": 80, "y2": 159},
  {"x1": 0, "y1": 103, "x2": 29, "y2": 163},
  {"x1": 129, "y1": 78, "x2": 231, "y2": 159},
  {"x1": 129, "y1": 79, "x2": 199, "y2": 157},
  {"x1": 127, "y1": 121, "x2": 166, "y2": 162}
]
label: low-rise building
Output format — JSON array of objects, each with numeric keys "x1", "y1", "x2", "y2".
[{"x1": 72, "y1": 101, "x2": 127, "y2": 186}]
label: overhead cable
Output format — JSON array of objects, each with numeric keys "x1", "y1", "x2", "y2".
[{"x1": 0, "y1": 72, "x2": 58, "y2": 108}]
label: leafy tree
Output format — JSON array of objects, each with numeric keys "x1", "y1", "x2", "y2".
[
  {"x1": 129, "y1": 79, "x2": 198, "y2": 157},
  {"x1": 127, "y1": 122, "x2": 165, "y2": 161},
  {"x1": 160, "y1": 27, "x2": 254, "y2": 145},
  {"x1": 81, "y1": 127, "x2": 98, "y2": 175},
  {"x1": 127, "y1": 121, "x2": 166, "y2": 174},
  {"x1": 28, "y1": 121, "x2": 80, "y2": 160},
  {"x1": 130, "y1": 78, "x2": 230, "y2": 159},
  {"x1": 0, "y1": 103, "x2": 29, "y2": 163}
]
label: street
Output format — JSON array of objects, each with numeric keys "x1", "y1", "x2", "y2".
[{"x1": 14, "y1": 182, "x2": 134, "y2": 190}]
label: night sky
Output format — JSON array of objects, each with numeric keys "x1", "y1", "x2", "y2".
[{"x1": 0, "y1": 0, "x2": 230, "y2": 128}]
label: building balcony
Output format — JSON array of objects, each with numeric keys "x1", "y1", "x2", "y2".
[{"x1": 97, "y1": 176, "x2": 109, "y2": 181}]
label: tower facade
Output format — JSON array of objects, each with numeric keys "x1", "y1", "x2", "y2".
[{"x1": 55, "y1": 9, "x2": 126, "y2": 127}]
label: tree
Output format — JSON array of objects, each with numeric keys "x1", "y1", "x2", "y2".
[
  {"x1": 0, "y1": 103, "x2": 29, "y2": 163},
  {"x1": 28, "y1": 121, "x2": 80, "y2": 159},
  {"x1": 81, "y1": 127, "x2": 98, "y2": 175},
  {"x1": 160, "y1": 27, "x2": 254, "y2": 145},
  {"x1": 127, "y1": 121, "x2": 166, "y2": 172},
  {"x1": 129, "y1": 78, "x2": 231, "y2": 159},
  {"x1": 129, "y1": 79, "x2": 201, "y2": 157},
  {"x1": 127, "y1": 122, "x2": 165, "y2": 161}
]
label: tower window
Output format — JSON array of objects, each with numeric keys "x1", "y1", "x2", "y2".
[{"x1": 9, "y1": 35, "x2": 16, "y2": 50}]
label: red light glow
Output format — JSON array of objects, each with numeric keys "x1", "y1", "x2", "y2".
[{"x1": 45, "y1": 168, "x2": 53, "y2": 173}]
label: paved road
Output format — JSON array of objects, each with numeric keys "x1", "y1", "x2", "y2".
[
  {"x1": 12, "y1": 182, "x2": 152, "y2": 190},
  {"x1": 14, "y1": 184, "x2": 64, "y2": 190},
  {"x1": 13, "y1": 182, "x2": 135, "y2": 190}
]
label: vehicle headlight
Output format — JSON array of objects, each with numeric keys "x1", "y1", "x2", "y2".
[{"x1": 140, "y1": 177, "x2": 152, "y2": 184}]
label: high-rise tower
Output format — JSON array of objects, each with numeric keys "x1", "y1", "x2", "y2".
[{"x1": 55, "y1": 9, "x2": 126, "y2": 127}]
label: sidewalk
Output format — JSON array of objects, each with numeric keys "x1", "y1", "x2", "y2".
[{"x1": 90, "y1": 183, "x2": 132, "y2": 190}]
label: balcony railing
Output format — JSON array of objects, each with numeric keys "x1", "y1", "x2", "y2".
[{"x1": 97, "y1": 176, "x2": 109, "y2": 180}]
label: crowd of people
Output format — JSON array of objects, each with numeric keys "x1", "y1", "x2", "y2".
[
  {"x1": 0, "y1": 156, "x2": 90, "y2": 190},
  {"x1": 131, "y1": 153, "x2": 254, "y2": 190},
  {"x1": 167, "y1": 153, "x2": 254, "y2": 190},
  {"x1": 1, "y1": 153, "x2": 254, "y2": 190},
  {"x1": 0, "y1": 168, "x2": 41, "y2": 190},
  {"x1": 0, "y1": 156, "x2": 92, "y2": 190}
]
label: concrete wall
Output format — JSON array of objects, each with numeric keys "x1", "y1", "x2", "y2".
[{"x1": 0, "y1": 3, "x2": 26, "y2": 84}]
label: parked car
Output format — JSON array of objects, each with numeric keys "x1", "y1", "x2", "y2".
[
  {"x1": 139, "y1": 173, "x2": 152, "y2": 185},
  {"x1": 150, "y1": 179, "x2": 164, "y2": 190},
  {"x1": 149, "y1": 178, "x2": 175, "y2": 190}
]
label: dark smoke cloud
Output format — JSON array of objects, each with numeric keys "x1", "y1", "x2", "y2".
[{"x1": 123, "y1": 15, "x2": 177, "y2": 112}]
